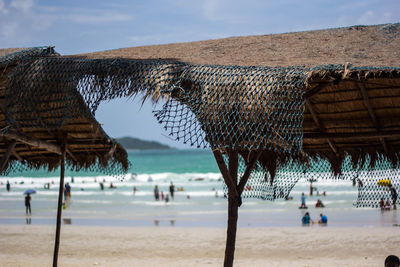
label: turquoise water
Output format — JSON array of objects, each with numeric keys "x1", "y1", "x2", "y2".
[
  {"x1": 0, "y1": 149, "x2": 399, "y2": 227},
  {"x1": 128, "y1": 149, "x2": 219, "y2": 174},
  {"x1": 4, "y1": 149, "x2": 219, "y2": 177}
]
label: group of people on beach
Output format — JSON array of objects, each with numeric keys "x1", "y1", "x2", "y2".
[
  {"x1": 302, "y1": 212, "x2": 328, "y2": 225},
  {"x1": 300, "y1": 189, "x2": 328, "y2": 225},
  {"x1": 379, "y1": 184, "x2": 398, "y2": 210},
  {"x1": 299, "y1": 192, "x2": 325, "y2": 209},
  {"x1": 153, "y1": 182, "x2": 175, "y2": 202}
]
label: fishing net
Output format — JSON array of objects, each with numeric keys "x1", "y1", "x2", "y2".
[
  {"x1": 154, "y1": 65, "x2": 306, "y2": 153},
  {"x1": 221, "y1": 154, "x2": 399, "y2": 208},
  {"x1": 1, "y1": 47, "x2": 129, "y2": 177},
  {"x1": 2, "y1": 47, "x2": 400, "y2": 206}
]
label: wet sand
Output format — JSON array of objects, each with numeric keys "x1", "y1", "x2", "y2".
[{"x1": 0, "y1": 224, "x2": 399, "y2": 266}]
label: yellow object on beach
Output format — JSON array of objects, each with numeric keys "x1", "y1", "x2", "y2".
[{"x1": 377, "y1": 179, "x2": 391, "y2": 186}]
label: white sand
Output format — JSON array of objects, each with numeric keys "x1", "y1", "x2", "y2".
[{"x1": 0, "y1": 225, "x2": 399, "y2": 267}]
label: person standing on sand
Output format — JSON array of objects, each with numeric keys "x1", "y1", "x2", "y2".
[
  {"x1": 6, "y1": 180, "x2": 10, "y2": 192},
  {"x1": 169, "y1": 182, "x2": 175, "y2": 200},
  {"x1": 25, "y1": 193, "x2": 31, "y2": 214}
]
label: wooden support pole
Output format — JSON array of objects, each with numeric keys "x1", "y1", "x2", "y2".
[
  {"x1": 0, "y1": 140, "x2": 16, "y2": 173},
  {"x1": 1, "y1": 130, "x2": 61, "y2": 155},
  {"x1": 53, "y1": 144, "x2": 66, "y2": 267},
  {"x1": 228, "y1": 150, "x2": 238, "y2": 188},
  {"x1": 224, "y1": 193, "x2": 239, "y2": 267},
  {"x1": 213, "y1": 149, "x2": 263, "y2": 267},
  {"x1": 213, "y1": 149, "x2": 239, "y2": 267},
  {"x1": 237, "y1": 151, "x2": 262, "y2": 195},
  {"x1": 224, "y1": 150, "x2": 239, "y2": 267},
  {"x1": 213, "y1": 150, "x2": 238, "y2": 198}
]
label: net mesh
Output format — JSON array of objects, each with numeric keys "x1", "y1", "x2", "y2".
[
  {"x1": 222, "y1": 155, "x2": 399, "y2": 207},
  {"x1": 2, "y1": 47, "x2": 400, "y2": 206},
  {"x1": 155, "y1": 65, "x2": 306, "y2": 153},
  {"x1": 1, "y1": 48, "x2": 129, "y2": 177}
]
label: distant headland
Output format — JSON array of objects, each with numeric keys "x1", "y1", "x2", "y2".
[{"x1": 116, "y1": 137, "x2": 172, "y2": 150}]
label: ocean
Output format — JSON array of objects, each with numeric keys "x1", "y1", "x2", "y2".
[{"x1": 0, "y1": 149, "x2": 398, "y2": 227}]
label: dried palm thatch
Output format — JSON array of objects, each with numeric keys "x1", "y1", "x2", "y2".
[
  {"x1": 0, "y1": 47, "x2": 129, "y2": 175},
  {"x1": 76, "y1": 23, "x2": 400, "y2": 176},
  {"x1": 304, "y1": 64, "x2": 400, "y2": 174},
  {"x1": 2, "y1": 23, "x2": 399, "y2": 267},
  {"x1": 2, "y1": 24, "x2": 399, "y2": 193},
  {"x1": 78, "y1": 24, "x2": 400, "y2": 67}
]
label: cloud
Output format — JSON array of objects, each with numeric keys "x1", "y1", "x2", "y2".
[
  {"x1": 10, "y1": 0, "x2": 33, "y2": 13},
  {"x1": 0, "y1": 0, "x2": 42, "y2": 46},
  {"x1": 200, "y1": 0, "x2": 243, "y2": 24},
  {"x1": 0, "y1": 1, "x2": 134, "y2": 48},
  {"x1": 338, "y1": 8, "x2": 396, "y2": 28},
  {"x1": 64, "y1": 10, "x2": 132, "y2": 24},
  {"x1": 0, "y1": 0, "x2": 7, "y2": 13},
  {"x1": 202, "y1": 0, "x2": 222, "y2": 21},
  {"x1": 358, "y1": 10, "x2": 393, "y2": 24},
  {"x1": 358, "y1": 10, "x2": 375, "y2": 24}
]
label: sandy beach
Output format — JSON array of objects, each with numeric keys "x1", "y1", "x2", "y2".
[{"x1": 0, "y1": 224, "x2": 399, "y2": 267}]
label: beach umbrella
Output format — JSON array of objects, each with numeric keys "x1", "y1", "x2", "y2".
[
  {"x1": 0, "y1": 47, "x2": 129, "y2": 267},
  {"x1": 377, "y1": 179, "x2": 391, "y2": 187},
  {"x1": 24, "y1": 189, "x2": 36, "y2": 194}
]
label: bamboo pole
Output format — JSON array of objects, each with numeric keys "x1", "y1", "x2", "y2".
[{"x1": 53, "y1": 144, "x2": 66, "y2": 267}]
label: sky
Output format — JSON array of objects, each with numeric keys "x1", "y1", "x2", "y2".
[{"x1": 1, "y1": 0, "x2": 399, "y2": 149}]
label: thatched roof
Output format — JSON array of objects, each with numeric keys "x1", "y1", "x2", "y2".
[
  {"x1": 78, "y1": 24, "x2": 400, "y2": 67},
  {"x1": 75, "y1": 23, "x2": 400, "y2": 174},
  {"x1": 304, "y1": 65, "x2": 400, "y2": 173},
  {"x1": 1, "y1": 24, "x2": 399, "y2": 176},
  {"x1": 0, "y1": 48, "x2": 25, "y2": 58},
  {"x1": 0, "y1": 47, "x2": 128, "y2": 174}
]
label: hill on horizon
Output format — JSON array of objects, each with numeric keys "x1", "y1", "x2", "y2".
[{"x1": 116, "y1": 137, "x2": 172, "y2": 150}]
